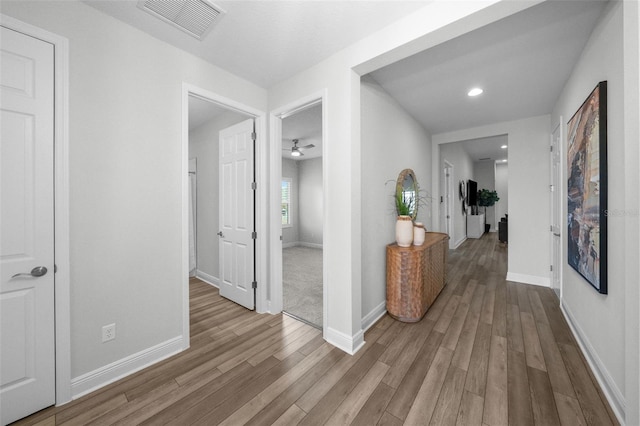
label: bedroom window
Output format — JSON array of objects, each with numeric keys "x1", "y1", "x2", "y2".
[{"x1": 281, "y1": 178, "x2": 292, "y2": 227}]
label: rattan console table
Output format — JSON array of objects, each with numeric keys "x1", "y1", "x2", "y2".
[{"x1": 386, "y1": 232, "x2": 449, "y2": 322}]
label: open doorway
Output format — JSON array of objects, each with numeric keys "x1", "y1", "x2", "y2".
[
  {"x1": 182, "y1": 85, "x2": 266, "y2": 344},
  {"x1": 438, "y1": 136, "x2": 508, "y2": 248},
  {"x1": 280, "y1": 102, "x2": 323, "y2": 328}
]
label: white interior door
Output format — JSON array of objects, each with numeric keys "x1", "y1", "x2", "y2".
[
  {"x1": 219, "y1": 119, "x2": 255, "y2": 310},
  {"x1": 444, "y1": 163, "x2": 453, "y2": 237},
  {"x1": 1, "y1": 26, "x2": 56, "y2": 425},
  {"x1": 550, "y1": 122, "x2": 562, "y2": 298}
]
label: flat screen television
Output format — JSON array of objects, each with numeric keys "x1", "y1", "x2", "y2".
[{"x1": 467, "y1": 180, "x2": 478, "y2": 206}]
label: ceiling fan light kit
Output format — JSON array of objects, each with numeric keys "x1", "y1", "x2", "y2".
[{"x1": 284, "y1": 138, "x2": 315, "y2": 158}]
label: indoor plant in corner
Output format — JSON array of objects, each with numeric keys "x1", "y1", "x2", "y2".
[{"x1": 477, "y1": 189, "x2": 500, "y2": 233}]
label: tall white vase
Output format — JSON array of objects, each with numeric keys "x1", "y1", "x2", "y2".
[
  {"x1": 395, "y1": 215, "x2": 414, "y2": 247},
  {"x1": 413, "y1": 222, "x2": 426, "y2": 246}
]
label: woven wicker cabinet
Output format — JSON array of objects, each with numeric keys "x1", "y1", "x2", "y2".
[{"x1": 386, "y1": 232, "x2": 449, "y2": 322}]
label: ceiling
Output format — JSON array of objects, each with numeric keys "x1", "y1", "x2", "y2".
[
  {"x1": 85, "y1": 0, "x2": 427, "y2": 89},
  {"x1": 368, "y1": 0, "x2": 607, "y2": 135},
  {"x1": 282, "y1": 103, "x2": 322, "y2": 160},
  {"x1": 460, "y1": 135, "x2": 509, "y2": 163},
  {"x1": 92, "y1": 0, "x2": 608, "y2": 162},
  {"x1": 188, "y1": 96, "x2": 233, "y2": 130}
]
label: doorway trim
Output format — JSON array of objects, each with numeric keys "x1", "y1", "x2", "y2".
[
  {"x1": 443, "y1": 160, "x2": 455, "y2": 249},
  {"x1": 1, "y1": 14, "x2": 72, "y2": 405},
  {"x1": 269, "y1": 90, "x2": 328, "y2": 335},
  {"x1": 181, "y1": 83, "x2": 267, "y2": 347},
  {"x1": 550, "y1": 118, "x2": 563, "y2": 299}
]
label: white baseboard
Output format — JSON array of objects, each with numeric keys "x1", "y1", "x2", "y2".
[
  {"x1": 298, "y1": 242, "x2": 323, "y2": 249},
  {"x1": 361, "y1": 301, "x2": 387, "y2": 332},
  {"x1": 283, "y1": 241, "x2": 323, "y2": 249},
  {"x1": 325, "y1": 326, "x2": 365, "y2": 355},
  {"x1": 71, "y1": 336, "x2": 184, "y2": 399},
  {"x1": 195, "y1": 270, "x2": 219, "y2": 287},
  {"x1": 454, "y1": 236, "x2": 467, "y2": 249},
  {"x1": 560, "y1": 301, "x2": 625, "y2": 424},
  {"x1": 506, "y1": 272, "x2": 550, "y2": 287}
]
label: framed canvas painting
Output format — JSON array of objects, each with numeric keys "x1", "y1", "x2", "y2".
[{"x1": 567, "y1": 81, "x2": 607, "y2": 294}]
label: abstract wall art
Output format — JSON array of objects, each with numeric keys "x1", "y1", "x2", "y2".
[{"x1": 567, "y1": 81, "x2": 607, "y2": 294}]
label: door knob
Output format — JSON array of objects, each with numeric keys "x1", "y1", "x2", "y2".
[
  {"x1": 12, "y1": 266, "x2": 48, "y2": 279},
  {"x1": 217, "y1": 231, "x2": 224, "y2": 237}
]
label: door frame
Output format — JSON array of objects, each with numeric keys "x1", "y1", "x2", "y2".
[
  {"x1": 443, "y1": 160, "x2": 454, "y2": 249},
  {"x1": 0, "y1": 14, "x2": 72, "y2": 405},
  {"x1": 181, "y1": 84, "x2": 267, "y2": 346},
  {"x1": 269, "y1": 90, "x2": 328, "y2": 331},
  {"x1": 550, "y1": 118, "x2": 563, "y2": 299}
]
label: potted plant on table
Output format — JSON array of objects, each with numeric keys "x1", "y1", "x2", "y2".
[
  {"x1": 395, "y1": 189, "x2": 415, "y2": 247},
  {"x1": 477, "y1": 189, "x2": 500, "y2": 233}
]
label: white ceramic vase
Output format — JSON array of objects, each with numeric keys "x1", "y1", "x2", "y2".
[
  {"x1": 413, "y1": 222, "x2": 426, "y2": 246},
  {"x1": 396, "y1": 215, "x2": 414, "y2": 247}
]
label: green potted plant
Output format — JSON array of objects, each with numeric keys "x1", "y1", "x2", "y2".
[{"x1": 478, "y1": 189, "x2": 500, "y2": 232}]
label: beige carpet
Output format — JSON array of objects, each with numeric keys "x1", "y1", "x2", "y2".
[{"x1": 283, "y1": 246, "x2": 322, "y2": 328}]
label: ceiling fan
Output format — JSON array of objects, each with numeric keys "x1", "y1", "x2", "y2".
[{"x1": 283, "y1": 139, "x2": 315, "y2": 157}]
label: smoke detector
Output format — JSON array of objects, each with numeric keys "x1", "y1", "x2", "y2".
[{"x1": 138, "y1": 0, "x2": 225, "y2": 40}]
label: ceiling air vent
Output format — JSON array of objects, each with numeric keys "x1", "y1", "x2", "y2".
[
  {"x1": 138, "y1": 0, "x2": 224, "y2": 40},
  {"x1": 479, "y1": 157, "x2": 492, "y2": 161}
]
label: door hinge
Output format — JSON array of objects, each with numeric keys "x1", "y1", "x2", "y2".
[
  {"x1": 550, "y1": 225, "x2": 553, "y2": 232},
  {"x1": 550, "y1": 265, "x2": 553, "y2": 272},
  {"x1": 251, "y1": 182, "x2": 257, "y2": 190},
  {"x1": 550, "y1": 145, "x2": 553, "y2": 152},
  {"x1": 54, "y1": 264, "x2": 58, "y2": 273},
  {"x1": 252, "y1": 281, "x2": 257, "y2": 289},
  {"x1": 251, "y1": 231, "x2": 257, "y2": 239},
  {"x1": 251, "y1": 132, "x2": 257, "y2": 141}
]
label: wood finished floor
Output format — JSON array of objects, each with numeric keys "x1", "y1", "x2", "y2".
[{"x1": 14, "y1": 233, "x2": 618, "y2": 426}]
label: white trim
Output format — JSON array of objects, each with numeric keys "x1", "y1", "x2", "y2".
[
  {"x1": 71, "y1": 337, "x2": 184, "y2": 399},
  {"x1": 182, "y1": 83, "x2": 268, "y2": 349},
  {"x1": 298, "y1": 242, "x2": 323, "y2": 250},
  {"x1": 269, "y1": 90, "x2": 328, "y2": 329},
  {"x1": 506, "y1": 272, "x2": 550, "y2": 287},
  {"x1": 561, "y1": 301, "x2": 625, "y2": 424},
  {"x1": 361, "y1": 301, "x2": 387, "y2": 332},
  {"x1": 0, "y1": 14, "x2": 72, "y2": 406},
  {"x1": 195, "y1": 270, "x2": 219, "y2": 288},
  {"x1": 443, "y1": 160, "x2": 454, "y2": 249},
  {"x1": 454, "y1": 236, "x2": 467, "y2": 250},
  {"x1": 325, "y1": 326, "x2": 365, "y2": 355}
]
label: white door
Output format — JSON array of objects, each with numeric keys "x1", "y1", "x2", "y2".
[
  {"x1": 443, "y1": 162, "x2": 454, "y2": 247},
  {"x1": 550, "y1": 122, "x2": 562, "y2": 298},
  {"x1": 1, "y1": 26, "x2": 56, "y2": 425},
  {"x1": 219, "y1": 119, "x2": 255, "y2": 310}
]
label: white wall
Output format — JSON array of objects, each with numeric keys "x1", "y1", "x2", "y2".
[
  {"x1": 281, "y1": 158, "x2": 300, "y2": 246},
  {"x1": 495, "y1": 163, "x2": 508, "y2": 224},
  {"x1": 433, "y1": 115, "x2": 551, "y2": 286},
  {"x1": 474, "y1": 161, "x2": 497, "y2": 231},
  {"x1": 360, "y1": 76, "x2": 432, "y2": 328},
  {"x1": 439, "y1": 143, "x2": 474, "y2": 247},
  {"x1": 298, "y1": 158, "x2": 323, "y2": 247},
  {"x1": 268, "y1": 0, "x2": 533, "y2": 353},
  {"x1": 189, "y1": 111, "x2": 248, "y2": 282},
  {"x1": 0, "y1": 0, "x2": 267, "y2": 384},
  {"x1": 551, "y1": 1, "x2": 635, "y2": 420}
]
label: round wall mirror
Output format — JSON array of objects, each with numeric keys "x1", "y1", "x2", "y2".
[{"x1": 396, "y1": 169, "x2": 418, "y2": 220}]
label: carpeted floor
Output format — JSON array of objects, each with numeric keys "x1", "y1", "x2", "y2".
[{"x1": 283, "y1": 246, "x2": 323, "y2": 328}]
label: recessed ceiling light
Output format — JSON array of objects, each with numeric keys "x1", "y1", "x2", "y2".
[
  {"x1": 468, "y1": 88, "x2": 483, "y2": 97},
  {"x1": 501, "y1": 145, "x2": 508, "y2": 149},
  {"x1": 501, "y1": 159, "x2": 508, "y2": 163}
]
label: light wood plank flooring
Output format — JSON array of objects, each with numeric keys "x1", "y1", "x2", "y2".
[{"x1": 13, "y1": 233, "x2": 618, "y2": 425}]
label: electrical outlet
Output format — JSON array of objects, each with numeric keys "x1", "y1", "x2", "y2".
[{"x1": 102, "y1": 323, "x2": 116, "y2": 342}]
